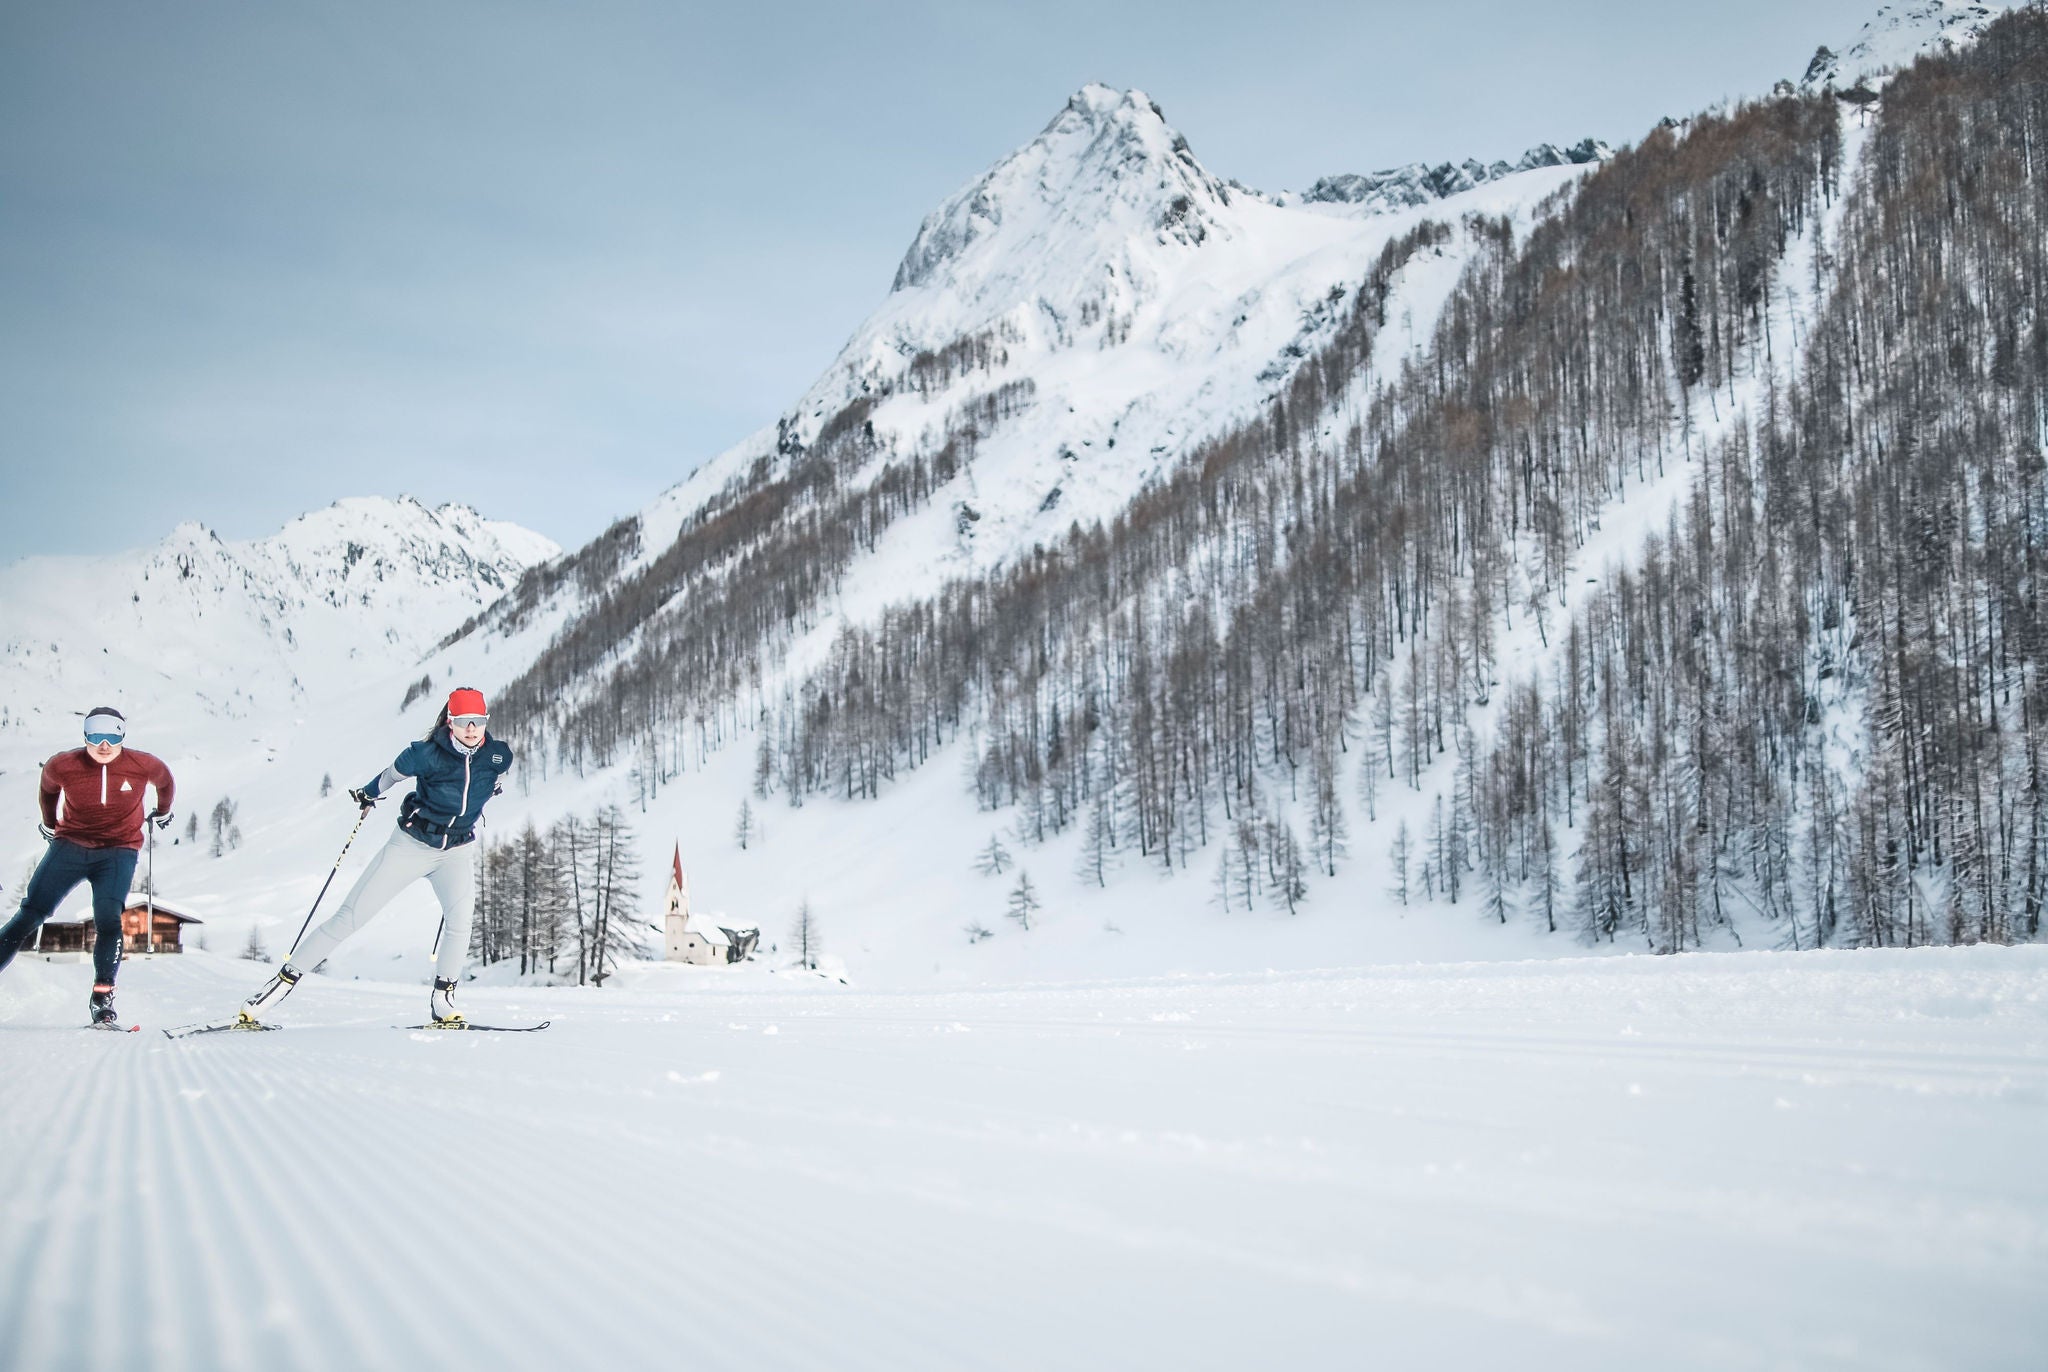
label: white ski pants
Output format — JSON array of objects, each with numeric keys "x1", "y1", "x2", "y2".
[{"x1": 292, "y1": 826, "x2": 475, "y2": 980}]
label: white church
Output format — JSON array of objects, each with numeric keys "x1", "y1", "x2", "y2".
[{"x1": 662, "y1": 844, "x2": 760, "y2": 966}]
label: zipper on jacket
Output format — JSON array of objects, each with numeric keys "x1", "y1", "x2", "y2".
[
  {"x1": 101, "y1": 764, "x2": 107, "y2": 805},
  {"x1": 447, "y1": 753, "x2": 473, "y2": 850}
]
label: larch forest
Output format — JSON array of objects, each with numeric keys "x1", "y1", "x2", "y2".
[{"x1": 475, "y1": 10, "x2": 2048, "y2": 956}]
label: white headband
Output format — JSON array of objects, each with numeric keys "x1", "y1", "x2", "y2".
[{"x1": 83, "y1": 711, "x2": 126, "y2": 738}]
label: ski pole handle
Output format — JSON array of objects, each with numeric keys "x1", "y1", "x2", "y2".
[{"x1": 285, "y1": 805, "x2": 372, "y2": 960}]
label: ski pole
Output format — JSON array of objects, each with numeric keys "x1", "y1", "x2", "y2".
[
  {"x1": 285, "y1": 805, "x2": 372, "y2": 959},
  {"x1": 145, "y1": 822, "x2": 156, "y2": 955}
]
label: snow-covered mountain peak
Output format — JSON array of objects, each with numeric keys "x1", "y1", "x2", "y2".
[
  {"x1": 892, "y1": 83, "x2": 1230, "y2": 296},
  {"x1": 118, "y1": 496, "x2": 557, "y2": 622},
  {"x1": 0, "y1": 497, "x2": 558, "y2": 756},
  {"x1": 1800, "y1": 1, "x2": 2008, "y2": 90},
  {"x1": 627, "y1": 78, "x2": 1601, "y2": 607},
  {"x1": 259, "y1": 495, "x2": 560, "y2": 586}
]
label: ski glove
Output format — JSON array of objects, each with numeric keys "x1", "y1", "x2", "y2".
[
  {"x1": 149, "y1": 811, "x2": 174, "y2": 831},
  {"x1": 348, "y1": 787, "x2": 378, "y2": 810}
]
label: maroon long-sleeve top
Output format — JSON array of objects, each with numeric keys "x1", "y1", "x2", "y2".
[{"x1": 39, "y1": 747, "x2": 175, "y2": 851}]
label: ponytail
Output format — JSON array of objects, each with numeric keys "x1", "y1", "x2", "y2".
[{"x1": 423, "y1": 703, "x2": 450, "y2": 743}]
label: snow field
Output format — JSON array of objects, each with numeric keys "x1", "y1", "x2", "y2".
[{"x1": 3, "y1": 944, "x2": 2045, "y2": 1370}]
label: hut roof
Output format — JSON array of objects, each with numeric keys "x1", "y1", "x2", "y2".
[{"x1": 121, "y1": 896, "x2": 203, "y2": 923}]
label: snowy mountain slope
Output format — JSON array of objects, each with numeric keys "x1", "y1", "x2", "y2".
[
  {"x1": 510, "y1": 83, "x2": 1598, "y2": 694},
  {"x1": 453, "y1": 1, "x2": 2024, "y2": 982},
  {"x1": 808, "y1": 171, "x2": 1585, "y2": 646},
  {"x1": 801, "y1": 89, "x2": 1593, "y2": 579},
  {"x1": 1800, "y1": 0, "x2": 2008, "y2": 89}
]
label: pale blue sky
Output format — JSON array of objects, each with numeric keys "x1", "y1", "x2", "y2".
[{"x1": 1, "y1": 1, "x2": 1877, "y2": 561}]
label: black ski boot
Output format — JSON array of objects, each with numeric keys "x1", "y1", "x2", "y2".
[
  {"x1": 88, "y1": 983, "x2": 119, "y2": 1028},
  {"x1": 238, "y1": 963, "x2": 303, "y2": 1027},
  {"x1": 429, "y1": 976, "x2": 465, "y2": 1027}
]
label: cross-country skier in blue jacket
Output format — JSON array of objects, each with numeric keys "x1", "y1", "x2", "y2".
[{"x1": 240, "y1": 687, "x2": 513, "y2": 1026}]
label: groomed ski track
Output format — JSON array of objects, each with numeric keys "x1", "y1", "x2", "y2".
[{"x1": 3, "y1": 947, "x2": 2046, "y2": 1371}]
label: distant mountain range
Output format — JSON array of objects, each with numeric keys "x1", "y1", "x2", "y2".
[{"x1": 0, "y1": 497, "x2": 555, "y2": 742}]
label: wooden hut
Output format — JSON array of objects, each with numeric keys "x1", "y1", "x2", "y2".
[
  {"x1": 32, "y1": 897, "x2": 203, "y2": 957},
  {"x1": 122, "y1": 897, "x2": 202, "y2": 953}
]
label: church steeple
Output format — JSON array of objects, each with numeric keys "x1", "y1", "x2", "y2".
[{"x1": 665, "y1": 843, "x2": 689, "y2": 924}]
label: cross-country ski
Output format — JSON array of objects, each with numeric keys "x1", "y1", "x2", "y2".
[
  {"x1": 162, "y1": 1016, "x2": 283, "y2": 1039},
  {"x1": 403, "y1": 1019, "x2": 551, "y2": 1032}
]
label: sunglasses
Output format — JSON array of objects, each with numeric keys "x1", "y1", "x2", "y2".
[
  {"x1": 450, "y1": 715, "x2": 489, "y2": 728},
  {"x1": 85, "y1": 732, "x2": 124, "y2": 747}
]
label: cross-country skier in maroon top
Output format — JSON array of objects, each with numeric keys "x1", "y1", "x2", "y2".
[{"x1": 0, "y1": 706, "x2": 175, "y2": 1026}]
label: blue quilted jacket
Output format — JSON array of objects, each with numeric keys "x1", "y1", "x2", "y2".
[{"x1": 360, "y1": 730, "x2": 514, "y2": 848}]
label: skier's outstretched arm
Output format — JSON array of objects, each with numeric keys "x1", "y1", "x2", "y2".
[{"x1": 349, "y1": 744, "x2": 423, "y2": 809}]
